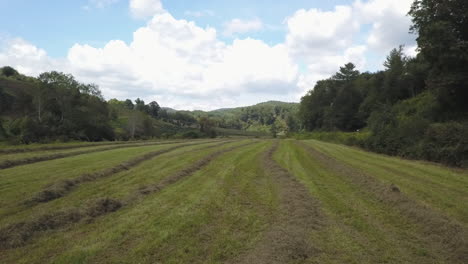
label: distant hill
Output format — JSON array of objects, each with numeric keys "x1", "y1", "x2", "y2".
[{"x1": 184, "y1": 100, "x2": 300, "y2": 135}]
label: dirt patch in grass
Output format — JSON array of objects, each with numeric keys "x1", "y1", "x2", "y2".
[
  {"x1": 27, "y1": 141, "x2": 220, "y2": 205},
  {"x1": 0, "y1": 198, "x2": 122, "y2": 249},
  {"x1": 0, "y1": 141, "x2": 192, "y2": 170},
  {"x1": 234, "y1": 142, "x2": 326, "y2": 264},
  {"x1": 300, "y1": 142, "x2": 468, "y2": 264}
]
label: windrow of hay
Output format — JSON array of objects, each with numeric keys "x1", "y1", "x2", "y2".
[
  {"x1": 28, "y1": 141, "x2": 221, "y2": 205},
  {"x1": 136, "y1": 141, "x2": 257, "y2": 197},
  {"x1": 299, "y1": 142, "x2": 468, "y2": 264},
  {"x1": 0, "y1": 198, "x2": 122, "y2": 249},
  {"x1": 0, "y1": 140, "x2": 246, "y2": 250},
  {"x1": 0, "y1": 140, "x2": 192, "y2": 170},
  {"x1": 235, "y1": 142, "x2": 327, "y2": 264},
  {"x1": 0, "y1": 140, "x2": 182, "y2": 155}
]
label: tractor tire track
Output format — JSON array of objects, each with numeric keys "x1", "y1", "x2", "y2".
[
  {"x1": 299, "y1": 142, "x2": 468, "y2": 264},
  {"x1": 0, "y1": 140, "x2": 254, "y2": 250},
  {"x1": 0, "y1": 140, "x2": 192, "y2": 170},
  {"x1": 236, "y1": 141, "x2": 326, "y2": 264}
]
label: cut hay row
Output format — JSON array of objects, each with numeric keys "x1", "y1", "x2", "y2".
[
  {"x1": 0, "y1": 140, "x2": 255, "y2": 250},
  {"x1": 0, "y1": 198, "x2": 123, "y2": 249},
  {"x1": 0, "y1": 140, "x2": 197, "y2": 170},
  {"x1": 235, "y1": 141, "x2": 327, "y2": 264},
  {"x1": 0, "y1": 140, "x2": 181, "y2": 155},
  {"x1": 135, "y1": 140, "x2": 257, "y2": 198},
  {"x1": 306, "y1": 140, "x2": 468, "y2": 224},
  {"x1": 299, "y1": 143, "x2": 468, "y2": 263},
  {"x1": 28, "y1": 140, "x2": 229, "y2": 205}
]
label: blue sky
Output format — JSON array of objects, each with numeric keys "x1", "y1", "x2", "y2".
[
  {"x1": 0, "y1": 0, "x2": 417, "y2": 110},
  {"x1": 1, "y1": 0, "x2": 352, "y2": 57}
]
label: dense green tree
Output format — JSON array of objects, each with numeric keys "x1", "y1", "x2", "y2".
[
  {"x1": 148, "y1": 101, "x2": 160, "y2": 118},
  {"x1": 409, "y1": 0, "x2": 468, "y2": 114},
  {"x1": 0, "y1": 66, "x2": 19, "y2": 77},
  {"x1": 332, "y1": 63, "x2": 360, "y2": 82},
  {"x1": 124, "y1": 99, "x2": 134, "y2": 110}
]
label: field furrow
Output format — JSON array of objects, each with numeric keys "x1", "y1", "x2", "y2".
[
  {"x1": 0, "y1": 141, "x2": 219, "y2": 221},
  {"x1": 0, "y1": 140, "x2": 180, "y2": 155},
  {"x1": 0, "y1": 140, "x2": 272, "y2": 263},
  {"x1": 235, "y1": 141, "x2": 327, "y2": 264},
  {"x1": 27, "y1": 140, "x2": 227, "y2": 205},
  {"x1": 298, "y1": 141, "x2": 468, "y2": 263},
  {"x1": 0, "y1": 139, "x2": 466, "y2": 263},
  {"x1": 305, "y1": 140, "x2": 468, "y2": 224},
  {"x1": 0, "y1": 140, "x2": 193, "y2": 169}
]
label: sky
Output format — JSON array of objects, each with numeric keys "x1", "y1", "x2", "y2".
[{"x1": 0, "y1": 0, "x2": 417, "y2": 110}]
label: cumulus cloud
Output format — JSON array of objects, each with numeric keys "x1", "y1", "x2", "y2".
[
  {"x1": 223, "y1": 18, "x2": 264, "y2": 37},
  {"x1": 0, "y1": 38, "x2": 64, "y2": 76},
  {"x1": 0, "y1": 13, "x2": 297, "y2": 110},
  {"x1": 129, "y1": 0, "x2": 164, "y2": 19},
  {"x1": 283, "y1": 0, "x2": 416, "y2": 93},
  {"x1": 354, "y1": 0, "x2": 415, "y2": 52},
  {"x1": 286, "y1": 6, "x2": 359, "y2": 60},
  {"x1": 0, "y1": 0, "x2": 419, "y2": 110}
]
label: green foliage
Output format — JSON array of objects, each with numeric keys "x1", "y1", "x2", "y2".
[
  {"x1": 298, "y1": 30, "x2": 467, "y2": 167},
  {"x1": 0, "y1": 66, "x2": 19, "y2": 77},
  {"x1": 293, "y1": 131, "x2": 370, "y2": 146},
  {"x1": 409, "y1": 0, "x2": 468, "y2": 114},
  {"x1": 299, "y1": 63, "x2": 365, "y2": 131},
  {"x1": 1, "y1": 71, "x2": 114, "y2": 143}
]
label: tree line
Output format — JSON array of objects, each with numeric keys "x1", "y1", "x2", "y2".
[
  {"x1": 298, "y1": 0, "x2": 468, "y2": 166},
  {"x1": 2, "y1": 67, "x2": 295, "y2": 143}
]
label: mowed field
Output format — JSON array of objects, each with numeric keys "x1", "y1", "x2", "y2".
[{"x1": 0, "y1": 139, "x2": 467, "y2": 264}]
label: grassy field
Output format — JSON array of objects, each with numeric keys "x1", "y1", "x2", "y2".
[{"x1": 0, "y1": 139, "x2": 466, "y2": 263}]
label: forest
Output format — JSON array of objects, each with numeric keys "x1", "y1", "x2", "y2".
[{"x1": 298, "y1": 0, "x2": 467, "y2": 167}]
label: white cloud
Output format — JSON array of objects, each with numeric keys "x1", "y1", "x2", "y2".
[
  {"x1": 354, "y1": 0, "x2": 415, "y2": 52},
  {"x1": 4, "y1": 13, "x2": 296, "y2": 110},
  {"x1": 0, "y1": 38, "x2": 63, "y2": 76},
  {"x1": 223, "y1": 18, "x2": 264, "y2": 37},
  {"x1": 0, "y1": 0, "x2": 419, "y2": 110},
  {"x1": 286, "y1": 6, "x2": 359, "y2": 61},
  {"x1": 129, "y1": 0, "x2": 164, "y2": 19}
]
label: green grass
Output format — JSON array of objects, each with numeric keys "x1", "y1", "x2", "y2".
[
  {"x1": 303, "y1": 140, "x2": 468, "y2": 226},
  {"x1": 0, "y1": 140, "x2": 218, "y2": 223},
  {"x1": 1, "y1": 140, "x2": 276, "y2": 263},
  {"x1": 274, "y1": 140, "x2": 450, "y2": 264},
  {"x1": 0, "y1": 138, "x2": 466, "y2": 263}
]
